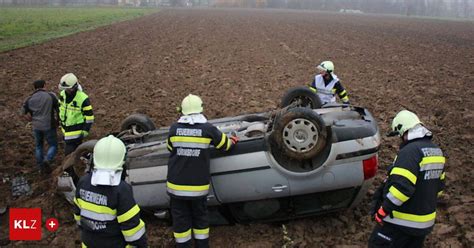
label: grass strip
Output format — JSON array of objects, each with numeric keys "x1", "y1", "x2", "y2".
[{"x1": 0, "y1": 6, "x2": 159, "y2": 52}]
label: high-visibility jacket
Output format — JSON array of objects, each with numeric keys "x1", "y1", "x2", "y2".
[
  {"x1": 309, "y1": 73, "x2": 349, "y2": 104},
  {"x1": 380, "y1": 136, "x2": 445, "y2": 235},
  {"x1": 73, "y1": 173, "x2": 147, "y2": 248},
  {"x1": 166, "y1": 122, "x2": 234, "y2": 199},
  {"x1": 59, "y1": 90, "x2": 94, "y2": 141}
]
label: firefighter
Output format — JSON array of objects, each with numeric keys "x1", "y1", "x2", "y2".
[
  {"x1": 166, "y1": 94, "x2": 238, "y2": 247},
  {"x1": 309, "y1": 60, "x2": 350, "y2": 105},
  {"x1": 369, "y1": 110, "x2": 446, "y2": 247},
  {"x1": 73, "y1": 135, "x2": 147, "y2": 248},
  {"x1": 58, "y1": 73, "x2": 94, "y2": 183}
]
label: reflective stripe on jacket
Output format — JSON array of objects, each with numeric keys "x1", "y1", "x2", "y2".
[
  {"x1": 309, "y1": 73, "x2": 349, "y2": 104},
  {"x1": 381, "y1": 137, "x2": 445, "y2": 235},
  {"x1": 166, "y1": 122, "x2": 234, "y2": 199},
  {"x1": 59, "y1": 90, "x2": 94, "y2": 140},
  {"x1": 73, "y1": 173, "x2": 147, "y2": 247},
  {"x1": 312, "y1": 74, "x2": 338, "y2": 104}
]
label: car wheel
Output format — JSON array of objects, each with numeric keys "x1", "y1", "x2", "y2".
[
  {"x1": 280, "y1": 86, "x2": 323, "y2": 109},
  {"x1": 62, "y1": 139, "x2": 97, "y2": 178},
  {"x1": 120, "y1": 114, "x2": 156, "y2": 133},
  {"x1": 271, "y1": 107, "x2": 327, "y2": 161}
]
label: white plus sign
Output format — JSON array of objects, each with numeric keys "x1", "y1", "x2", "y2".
[{"x1": 49, "y1": 221, "x2": 56, "y2": 228}]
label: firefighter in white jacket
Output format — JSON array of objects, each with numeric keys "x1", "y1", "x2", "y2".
[{"x1": 309, "y1": 61, "x2": 350, "y2": 105}]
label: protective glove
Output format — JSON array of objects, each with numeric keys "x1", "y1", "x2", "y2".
[
  {"x1": 370, "y1": 181, "x2": 386, "y2": 216},
  {"x1": 81, "y1": 130, "x2": 89, "y2": 138},
  {"x1": 374, "y1": 206, "x2": 388, "y2": 225},
  {"x1": 230, "y1": 136, "x2": 239, "y2": 145}
]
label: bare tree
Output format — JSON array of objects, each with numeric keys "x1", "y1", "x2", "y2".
[{"x1": 462, "y1": 0, "x2": 471, "y2": 18}]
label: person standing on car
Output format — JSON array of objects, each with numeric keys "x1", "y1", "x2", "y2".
[
  {"x1": 73, "y1": 135, "x2": 147, "y2": 248},
  {"x1": 167, "y1": 94, "x2": 238, "y2": 247},
  {"x1": 21, "y1": 79, "x2": 59, "y2": 175},
  {"x1": 309, "y1": 60, "x2": 350, "y2": 105},
  {"x1": 58, "y1": 73, "x2": 94, "y2": 183},
  {"x1": 369, "y1": 110, "x2": 446, "y2": 247}
]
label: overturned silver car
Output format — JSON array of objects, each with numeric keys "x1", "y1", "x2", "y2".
[{"x1": 60, "y1": 87, "x2": 380, "y2": 223}]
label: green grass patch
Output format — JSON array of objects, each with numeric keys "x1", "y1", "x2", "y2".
[{"x1": 0, "y1": 6, "x2": 159, "y2": 52}]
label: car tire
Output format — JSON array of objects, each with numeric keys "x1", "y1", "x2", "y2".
[
  {"x1": 120, "y1": 114, "x2": 156, "y2": 133},
  {"x1": 62, "y1": 139, "x2": 97, "y2": 178},
  {"x1": 270, "y1": 107, "x2": 327, "y2": 161},
  {"x1": 280, "y1": 86, "x2": 323, "y2": 109}
]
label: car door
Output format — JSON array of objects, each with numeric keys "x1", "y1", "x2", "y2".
[
  {"x1": 126, "y1": 144, "x2": 170, "y2": 209},
  {"x1": 210, "y1": 151, "x2": 290, "y2": 203}
]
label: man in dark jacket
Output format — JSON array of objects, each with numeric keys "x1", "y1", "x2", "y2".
[
  {"x1": 73, "y1": 135, "x2": 147, "y2": 248},
  {"x1": 369, "y1": 110, "x2": 446, "y2": 247},
  {"x1": 21, "y1": 80, "x2": 59, "y2": 174},
  {"x1": 166, "y1": 94, "x2": 238, "y2": 247}
]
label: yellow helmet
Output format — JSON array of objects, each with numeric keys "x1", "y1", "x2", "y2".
[
  {"x1": 317, "y1": 61, "x2": 334, "y2": 73},
  {"x1": 389, "y1": 110, "x2": 422, "y2": 137},
  {"x1": 181, "y1": 94, "x2": 203, "y2": 115},
  {"x1": 59, "y1": 73, "x2": 78, "y2": 90},
  {"x1": 93, "y1": 135, "x2": 126, "y2": 170}
]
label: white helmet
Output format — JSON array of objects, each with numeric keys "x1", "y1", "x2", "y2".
[
  {"x1": 93, "y1": 135, "x2": 126, "y2": 171},
  {"x1": 317, "y1": 61, "x2": 334, "y2": 73},
  {"x1": 181, "y1": 94, "x2": 204, "y2": 115},
  {"x1": 59, "y1": 73, "x2": 78, "y2": 90},
  {"x1": 388, "y1": 110, "x2": 422, "y2": 137}
]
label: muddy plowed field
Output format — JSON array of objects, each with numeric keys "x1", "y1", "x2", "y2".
[{"x1": 0, "y1": 8, "x2": 473, "y2": 247}]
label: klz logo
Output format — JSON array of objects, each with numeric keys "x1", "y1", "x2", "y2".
[{"x1": 9, "y1": 208, "x2": 42, "y2": 240}]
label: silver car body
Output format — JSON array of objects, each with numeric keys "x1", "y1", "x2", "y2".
[{"x1": 122, "y1": 105, "x2": 380, "y2": 220}]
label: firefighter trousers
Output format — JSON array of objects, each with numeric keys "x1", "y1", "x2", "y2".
[
  {"x1": 64, "y1": 137, "x2": 83, "y2": 184},
  {"x1": 170, "y1": 197, "x2": 209, "y2": 248},
  {"x1": 369, "y1": 222, "x2": 426, "y2": 248}
]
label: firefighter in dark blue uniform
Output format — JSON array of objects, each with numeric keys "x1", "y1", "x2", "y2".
[
  {"x1": 166, "y1": 94, "x2": 238, "y2": 247},
  {"x1": 369, "y1": 110, "x2": 446, "y2": 248},
  {"x1": 73, "y1": 135, "x2": 147, "y2": 248}
]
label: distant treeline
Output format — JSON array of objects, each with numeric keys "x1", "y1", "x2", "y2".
[
  {"x1": 0, "y1": 0, "x2": 472, "y2": 19},
  {"x1": 0, "y1": 0, "x2": 117, "y2": 4},
  {"x1": 212, "y1": 0, "x2": 473, "y2": 19},
  {"x1": 0, "y1": 0, "x2": 157, "y2": 6}
]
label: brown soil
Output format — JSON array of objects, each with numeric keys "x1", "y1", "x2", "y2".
[{"x1": 0, "y1": 8, "x2": 473, "y2": 248}]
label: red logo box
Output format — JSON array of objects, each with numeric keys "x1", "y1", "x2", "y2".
[{"x1": 9, "y1": 208, "x2": 42, "y2": 241}]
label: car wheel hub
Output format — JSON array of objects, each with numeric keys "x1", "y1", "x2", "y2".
[
  {"x1": 283, "y1": 118, "x2": 319, "y2": 152},
  {"x1": 292, "y1": 96, "x2": 313, "y2": 108},
  {"x1": 131, "y1": 124, "x2": 144, "y2": 134},
  {"x1": 294, "y1": 130, "x2": 307, "y2": 142}
]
